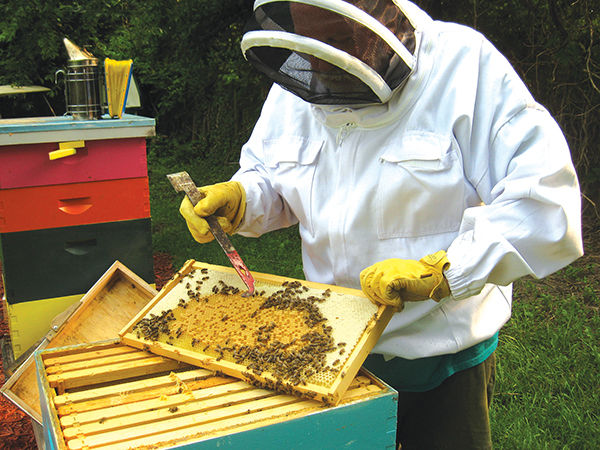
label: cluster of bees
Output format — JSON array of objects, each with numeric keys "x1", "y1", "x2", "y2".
[
  {"x1": 132, "y1": 268, "x2": 350, "y2": 389},
  {"x1": 133, "y1": 308, "x2": 176, "y2": 342},
  {"x1": 258, "y1": 280, "x2": 332, "y2": 329}
]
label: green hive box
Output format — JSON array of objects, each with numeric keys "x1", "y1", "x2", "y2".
[{"x1": 0, "y1": 218, "x2": 154, "y2": 303}]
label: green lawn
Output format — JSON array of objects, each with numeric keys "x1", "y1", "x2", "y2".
[
  {"x1": 492, "y1": 255, "x2": 599, "y2": 449},
  {"x1": 148, "y1": 147, "x2": 599, "y2": 450}
]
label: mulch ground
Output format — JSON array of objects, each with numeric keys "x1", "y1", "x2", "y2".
[{"x1": 0, "y1": 253, "x2": 174, "y2": 449}]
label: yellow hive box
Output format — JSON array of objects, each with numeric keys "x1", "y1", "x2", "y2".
[{"x1": 4, "y1": 293, "x2": 83, "y2": 359}]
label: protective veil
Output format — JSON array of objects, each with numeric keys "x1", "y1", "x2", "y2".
[{"x1": 241, "y1": 0, "x2": 417, "y2": 104}]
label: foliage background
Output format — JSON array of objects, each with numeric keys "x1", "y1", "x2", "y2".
[{"x1": 0, "y1": 1, "x2": 598, "y2": 448}]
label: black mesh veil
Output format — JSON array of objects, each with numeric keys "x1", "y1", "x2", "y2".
[{"x1": 241, "y1": 0, "x2": 416, "y2": 105}]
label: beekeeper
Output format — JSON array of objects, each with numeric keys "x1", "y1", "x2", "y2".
[{"x1": 180, "y1": 0, "x2": 584, "y2": 448}]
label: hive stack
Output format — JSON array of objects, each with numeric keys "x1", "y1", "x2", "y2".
[{"x1": 0, "y1": 115, "x2": 156, "y2": 358}]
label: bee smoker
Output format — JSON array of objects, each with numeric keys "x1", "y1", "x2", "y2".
[{"x1": 55, "y1": 39, "x2": 106, "y2": 120}]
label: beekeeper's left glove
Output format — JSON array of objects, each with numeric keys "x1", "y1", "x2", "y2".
[{"x1": 360, "y1": 250, "x2": 451, "y2": 310}]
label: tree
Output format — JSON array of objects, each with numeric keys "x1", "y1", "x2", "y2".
[{"x1": 0, "y1": 0, "x2": 597, "y2": 217}]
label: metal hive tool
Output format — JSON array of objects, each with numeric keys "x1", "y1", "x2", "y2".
[{"x1": 167, "y1": 171, "x2": 255, "y2": 297}]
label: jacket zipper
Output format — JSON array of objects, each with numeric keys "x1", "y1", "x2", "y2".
[{"x1": 336, "y1": 122, "x2": 357, "y2": 146}]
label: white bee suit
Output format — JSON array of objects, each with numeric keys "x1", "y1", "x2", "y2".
[{"x1": 232, "y1": 1, "x2": 583, "y2": 359}]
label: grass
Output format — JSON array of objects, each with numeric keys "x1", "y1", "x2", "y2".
[
  {"x1": 492, "y1": 248, "x2": 600, "y2": 449},
  {"x1": 147, "y1": 144, "x2": 599, "y2": 449}
]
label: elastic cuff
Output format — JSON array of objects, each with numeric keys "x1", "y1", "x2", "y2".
[{"x1": 444, "y1": 265, "x2": 480, "y2": 300}]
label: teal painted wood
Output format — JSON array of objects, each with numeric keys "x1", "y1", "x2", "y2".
[
  {"x1": 0, "y1": 114, "x2": 155, "y2": 134},
  {"x1": 170, "y1": 392, "x2": 398, "y2": 450},
  {"x1": 0, "y1": 114, "x2": 156, "y2": 146},
  {"x1": 35, "y1": 350, "x2": 66, "y2": 450}
]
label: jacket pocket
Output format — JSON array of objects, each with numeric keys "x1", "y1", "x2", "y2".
[
  {"x1": 263, "y1": 136, "x2": 323, "y2": 235},
  {"x1": 376, "y1": 131, "x2": 464, "y2": 238}
]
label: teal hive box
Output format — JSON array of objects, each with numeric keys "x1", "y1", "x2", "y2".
[{"x1": 35, "y1": 340, "x2": 398, "y2": 449}]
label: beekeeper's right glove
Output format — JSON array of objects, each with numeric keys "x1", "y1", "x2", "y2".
[{"x1": 179, "y1": 181, "x2": 246, "y2": 243}]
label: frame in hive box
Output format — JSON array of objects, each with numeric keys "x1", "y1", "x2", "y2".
[
  {"x1": 1, "y1": 260, "x2": 157, "y2": 425},
  {"x1": 36, "y1": 339, "x2": 398, "y2": 449},
  {"x1": 120, "y1": 260, "x2": 395, "y2": 405}
]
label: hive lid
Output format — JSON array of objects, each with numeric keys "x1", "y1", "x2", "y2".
[
  {"x1": 120, "y1": 260, "x2": 395, "y2": 405},
  {"x1": 1, "y1": 261, "x2": 157, "y2": 424}
]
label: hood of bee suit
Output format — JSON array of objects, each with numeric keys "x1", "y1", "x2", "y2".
[{"x1": 241, "y1": 0, "x2": 422, "y2": 105}]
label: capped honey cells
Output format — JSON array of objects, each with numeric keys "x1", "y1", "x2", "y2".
[{"x1": 131, "y1": 265, "x2": 380, "y2": 390}]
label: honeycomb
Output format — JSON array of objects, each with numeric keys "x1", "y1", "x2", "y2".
[{"x1": 132, "y1": 265, "x2": 378, "y2": 389}]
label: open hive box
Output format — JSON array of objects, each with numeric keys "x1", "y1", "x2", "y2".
[
  {"x1": 36, "y1": 340, "x2": 397, "y2": 449},
  {"x1": 1, "y1": 261, "x2": 157, "y2": 425},
  {"x1": 120, "y1": 260, "x2": 395, "y2": 406}
]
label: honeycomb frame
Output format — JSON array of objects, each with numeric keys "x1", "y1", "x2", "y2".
[{"x1": 120, "y1": 260, "x2": 394, "y2": 405}]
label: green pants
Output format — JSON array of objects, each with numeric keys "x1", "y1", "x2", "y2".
[{"x1": 364, "y1": 352, "x2": 496, "y2": 449}]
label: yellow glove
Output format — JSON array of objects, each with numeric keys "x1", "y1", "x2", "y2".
[
  {"x1": 360, "y1": 250, "x2": 451, "y2": 310},
  {"x1": 179, "y1": 181, "x2": 246, "y2": 243}
]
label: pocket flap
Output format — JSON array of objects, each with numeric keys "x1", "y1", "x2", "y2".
[
  {"x1": 263, "y1": 137, "x2": 323, "y2": 167},
  {"x1": 381, "y1": 132, "x2": 451, "y2": 163}
]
